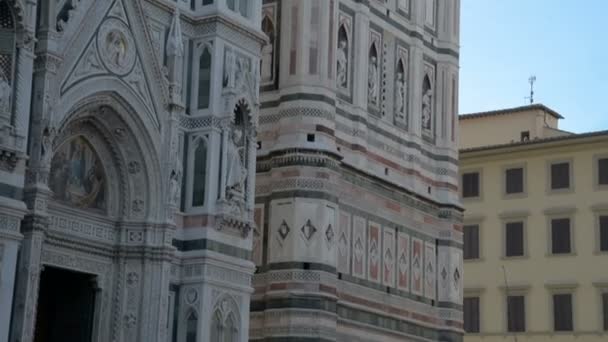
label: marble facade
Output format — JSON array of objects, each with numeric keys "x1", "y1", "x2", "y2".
[{"x1": 0, "y1": 0, "x2": 462, "y2": 341}]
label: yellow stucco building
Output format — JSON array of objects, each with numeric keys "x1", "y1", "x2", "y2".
[{"x1": 459, "y1": 104, "x2": 608, "y2": 341}]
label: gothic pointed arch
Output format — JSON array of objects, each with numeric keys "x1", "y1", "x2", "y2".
[
  {"x1": 209, "y1": 295, "x2": 241, "y2": 342},
  {"x1": 198, "y1": 46, "x2": 212, "y2": 109},
  {"x1": 54, "y1": 93, "x2": 164, "y2": 220},
  {"x1": 192, "y1": 136, "x2": 208, "y2": 207}
]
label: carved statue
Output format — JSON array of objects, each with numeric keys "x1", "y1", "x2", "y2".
[
  {"x1": 225, "y1": 128, "x2": 247, "y2": 196},
  {"x1": 107, "y1": 31, "x2": 127, "y2": 68},
  {"x1": 223, "y1": 49, "x2": 236, "y2": 88},
  {"x1": 422, "y1": 88, "x2": 433, "y2": 130},
  {"x1": 40, "y1": 126, "x2": 56, "y2": 168},
  {"x1": 261, "y1": 43, "x2": 273, "y2": 82},
  {"x1": 395, "y1": 71, "x2": 406, "y2": 118},
  {"x1": 337, "y1": 39, "x2": 348, "y2": 88},
  {"x1": 169, "y1": 169, "x2": 180, "y2": 206},
  {"x1": 368, "y1": 55, "x2": 379, "y2": 105}
]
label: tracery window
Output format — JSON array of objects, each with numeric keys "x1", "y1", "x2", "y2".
[
  {"x1": 209, "y1": 299, "x2": 240, "y2": 342},
  {"x1": 192, "y1": 138, "x2": 208, "y2": 207},
  {"x1": 0, "y1": 0, "x2": 16, "y2": 119},
  {"x1": 198, "y1": 48, "x2": 212, "y2": 109}
]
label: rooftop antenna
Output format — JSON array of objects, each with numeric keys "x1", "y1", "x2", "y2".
[
  {"x1": 525, "y1": 75, "x2": 536, "y2": 104},
  {"x1": 502, "y1": 265, "x2": 519, "y2": 342}
]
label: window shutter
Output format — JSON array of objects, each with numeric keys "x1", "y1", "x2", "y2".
[
  {"x1": 464, "y1": 225, "x2": 479, "y2": 259},
  {"x1": 506, "y1": 168, "x2": 523, "y2": 194},
  {"x1": 551, "y1": 163, "x2": 570, "y2": 189}
]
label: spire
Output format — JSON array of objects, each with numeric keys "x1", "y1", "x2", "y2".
[
  {"x1": 166, "y1": 6, "x2": 184, "y2": 106},
  {"x1": 166, "y1": 7, "x2": 184, "y2": 58}
]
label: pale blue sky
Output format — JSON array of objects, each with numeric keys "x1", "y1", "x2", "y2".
[{"x1": 459, "y1": 0, "x2": 608, "y2": 133}]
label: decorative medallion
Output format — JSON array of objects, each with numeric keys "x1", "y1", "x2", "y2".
[
  {"x1": 185, "y1": 288, "x2": 198, "y2": 305},
  {"x1": 97, "y1": 18, "x2": 136, "y2": 76},
  {"x1": 301, "y1": 219, "x2": 317, "y2": 241}
]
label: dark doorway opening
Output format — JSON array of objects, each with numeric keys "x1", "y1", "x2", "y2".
[{"x1": 34, "y1": 266, "x2": 97, "y2": 342}]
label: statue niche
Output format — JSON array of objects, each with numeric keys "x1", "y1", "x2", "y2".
[
  {"x1": 49, "y1": 137, "x2": 107, "y2": 211},
  {"x1": 225, "y1": 100, "x2": 249, "y2": 204}
]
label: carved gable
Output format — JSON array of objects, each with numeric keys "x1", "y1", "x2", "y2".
[{"x1": 60, "y1": 0, "x2": 167, "y2": 130}]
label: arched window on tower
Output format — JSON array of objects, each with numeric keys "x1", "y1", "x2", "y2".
[
  {"x1": 198, "y1": 48, "x2": 212, "y2": 109},
  {"x1": 261, "y1": 15, "x2": 275, "y2": 83},
  {"x1": 226, "y1": 0, "x2": 236, "y2": 11},
  {"x1": 192, "y1": 138, "x2": 208, "y2": 207},
  {"x1": 336, "y1": 25, "x2": 349, "y2": 89},
  {"x1": 239, "y1": 0, "x2": 248, "y2": 17},
  {"x1": 0, "y1": 1, "x2": 16, "y2": 120},
  {"x1": 185, "y1": 311, "x2": 198, "y2": 342}
]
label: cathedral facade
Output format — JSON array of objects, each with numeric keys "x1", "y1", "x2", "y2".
[{"x1": 0, "y1": 0, "x2": 461, "y2": 342}]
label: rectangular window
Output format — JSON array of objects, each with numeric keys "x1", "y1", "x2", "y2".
[
  {"x1": 553, "y1": 294, "x2": 573, "y2": 331},
  {"x1": 289, "y1": 5, "x2": 298, "y2": 75},
  {"x1": 464, "y1": 297, "x2": 480, "y2": 333},
  {"x1": 600, "y1": 216, "x2": 608, "y2": 252},
  {"x1": 464, "y1": 225, "x2": 479, "y2": 260},
  {"x1": 309, "y1": 0, "x2": 320, "y2": 74},
  {"x1": 603, "y1": 292, "x2": 608, "y2": 331},
  {"x1": 507, "y1": 295, "x2": 526, "y2": 332},
  {"x1": 462, "y1": 172, "x2": 480, "y2": 198},
  {"x1": 507, "y1": 296, "x2": 526, "y2": 332},
  {"x1": 506, "y1": 167, "x2": 524, "y2": 194},
  {"x1": 551, "y1": 162, "x2": 570, "y2": 190},
  {"x1": 551, "y1": 218, "x2": 571, "y2": 254},
  {"x1": 505, "y1": 222, "x2": 524, "y2": 257},
  {"x1": 599, "y1": 158, "x2": 608, "y2": 185}
]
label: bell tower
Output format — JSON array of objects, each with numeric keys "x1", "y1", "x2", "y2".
[{"x1": 253, "y1": 0, "x2": 463, "y2": 341}]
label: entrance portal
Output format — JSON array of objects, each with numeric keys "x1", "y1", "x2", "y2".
[{"x1": 34, "y1": 266, "x2": 97, "y2": 342}]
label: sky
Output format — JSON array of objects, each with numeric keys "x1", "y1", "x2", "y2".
[{"x1": 459, "y1": 0, "x2": 608, "y2": 133}]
